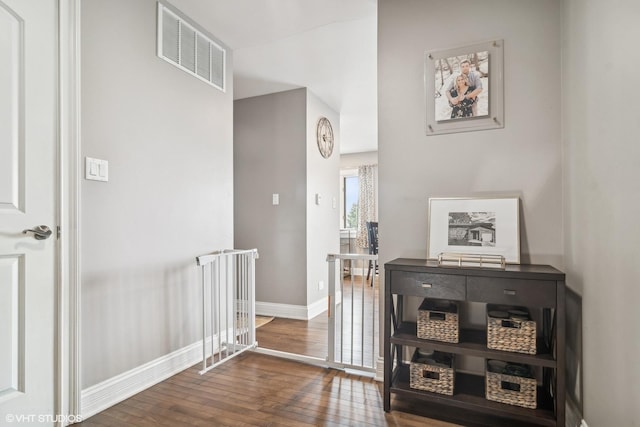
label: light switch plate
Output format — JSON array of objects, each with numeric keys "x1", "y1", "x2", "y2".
[
  {"x1": 85, "y1": 157, "x2": 109, "y2": 182},
  {"x1": 272, "y1": 193, "x2": 279, "y2": 205}
]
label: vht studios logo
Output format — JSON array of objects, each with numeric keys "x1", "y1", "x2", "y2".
[{"x1": 5, "y1": 414, "x2": 83, "y2": 424}]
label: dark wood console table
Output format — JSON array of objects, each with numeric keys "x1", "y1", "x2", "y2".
[{"x1": 384, "y1": 258, "x2": 565, "y2": 426}]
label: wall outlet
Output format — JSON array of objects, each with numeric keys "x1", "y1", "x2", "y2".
[{"x1": 318, "y1": 280, "x2": 324, "y2": 291}]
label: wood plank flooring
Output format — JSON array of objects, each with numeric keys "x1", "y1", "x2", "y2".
[
  {"x1": 256, "y1": 315, "x2": 327, "y2": 357},
  {"x1": 79, "y1": 352, "x2": 464, "y2": 426},
  {"x1": 79, "y1": 273, "x2": 509, "y2": 426},
  {"x1": 256, "y1": 274, "x2": 378, "y2": 360}
]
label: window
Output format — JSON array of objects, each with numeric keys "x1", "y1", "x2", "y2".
[
  {"x1": 341, "y1": 169, "x2": 359, "y2": 229},
  {"x1": 345, "y1": 176, "x2": 359, "y2": 228}
]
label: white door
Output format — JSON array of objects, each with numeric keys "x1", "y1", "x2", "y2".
[{"x1": 0, "y1": 0, "x2": 58, "y2": 424}]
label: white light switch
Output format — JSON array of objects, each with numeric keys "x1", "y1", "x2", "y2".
[
  {"x1": 332, "y1": 197, "x2": 337, "y2": 209},
  {"x1": 272, "y1": 193, "x2": 279, "y2": 205},
  {"x1": 315, "y1": 193, "x2": 322, "y2": 205},
  {"x1": 85, "y1": 157, "x2": 109, "y2": 182},
  {"x1": 98, "y1": 161, "x2": 108, "y2": 178}
]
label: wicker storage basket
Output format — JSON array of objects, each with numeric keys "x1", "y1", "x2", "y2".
[
  {"x1": 486, "y1": 305, "x2": 536, "y2": 354},
  {"x1": 417, "y1": 299, "x2": 459, "y2": 343},
  {"x1": 409, "y1": 350, "x2": 455, "y2": 395},
  {"x1": 485, "y1": 360, "x2": 537, "y2": 409}
]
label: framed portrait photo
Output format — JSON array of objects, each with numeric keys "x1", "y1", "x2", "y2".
[
  {"x1": 425, "y1": 39, "x2": 504, "y2": 136},
  {"x1": 427, "y1": 197, "x2": 520, "y2": 264}
]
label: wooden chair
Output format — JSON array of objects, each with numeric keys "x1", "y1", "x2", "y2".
[{"x1": 366, "y1": 221, "x2": 378, "y2": 286}]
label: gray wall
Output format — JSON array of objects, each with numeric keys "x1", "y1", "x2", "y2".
[
  {"x1": 379, "y1": 0, "x2": 640, "y2": 423},
  {"x1": 81, "y1": 0, "x2": 234, "y2": 387},
  {"x1": 234, "y1": 88, "x2": 339, "y2": 309},
  {"x1": 234, "y1": 89, "x2": 308, "y2": 306},
  {"x1": 562, "y1": 0, "x2": 640, "y2": 424},
  {"x1": 377, "y1": 0, "x2": 562, "y2": 379},
  {"x1": 378, "y1": 0, "x2": 562, "y2": 267}
]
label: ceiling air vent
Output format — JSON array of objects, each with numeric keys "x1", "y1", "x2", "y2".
[{"x1": 157, "y1": 2, "x2": 226, "y2": 91}]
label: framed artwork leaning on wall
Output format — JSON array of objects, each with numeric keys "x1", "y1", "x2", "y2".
[{"x1": 427, "y1": 197, "x2": 520, "y2": 264}]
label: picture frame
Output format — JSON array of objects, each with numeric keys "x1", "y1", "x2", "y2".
[
  {"x1": 427, "y1": 197, "x2": 520, "y2": 264},
  {"x1": 425, "y1": 39, "x2": 504, "y2": 136}
]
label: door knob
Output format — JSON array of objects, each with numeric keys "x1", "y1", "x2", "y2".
[{"x1": 22, "y1": 225, "x2": 53, "y2": 240}]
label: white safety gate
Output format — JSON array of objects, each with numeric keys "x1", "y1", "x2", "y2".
[
  {"x1": 196, "y1": 249, "x2": 259, "y2": 374},
  {"x1": 326, "y1": 253, "x2": 379, "y2": 373}
]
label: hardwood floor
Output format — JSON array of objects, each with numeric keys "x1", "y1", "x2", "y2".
[
  {"x1": 79, "y1": 274, "x2": 502, "y2": 426},
  {"x1": 256, "y1": 312, "x2": 329, "y2": 357},
  {"x1": 256, "y1": 315, "x2": 327, "y2": 358},
  {"x1": 79, "y1": 352, "x2": 462, "y2": 427},
  {"x1": 256, "y1": 274, "x2": 379, "y2": 361}
]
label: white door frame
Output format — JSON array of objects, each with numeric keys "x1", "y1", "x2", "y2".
[{"x1": 58, "y1": 0, "x2": 82, "y2": 422}]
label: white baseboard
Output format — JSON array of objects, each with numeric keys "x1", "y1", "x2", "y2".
[
  {"x1": 375, "y1": 356, "x2": 384, "y2": 382},
  {"x1": 308, "y1": 297, "x2": 327, "y2": 319},
  {"x1": 256, "y1": 297, "x2": 328, "y2": 320},
  {"x1": 81, "y1": 338, "x2": 212, "y2": 420}
]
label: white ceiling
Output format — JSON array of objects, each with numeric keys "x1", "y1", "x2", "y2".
[{"x1": 168, "y1": 0, "x2": 378, "y2": 154}]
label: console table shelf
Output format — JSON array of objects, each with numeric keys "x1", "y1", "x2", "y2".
[
  {"x1": 392, "y1": 323, "x2": 556, "y2": 367},
  {"x1": 391, "y1": 366, "x2": 557, "y2": 426},
  {"x1": 384, "y1": 258, "x2": 565, "y2": 427}
]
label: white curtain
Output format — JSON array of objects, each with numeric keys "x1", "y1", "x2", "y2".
[{"x1": 356, "y1": 164, "x2": 378, "y2": 248}]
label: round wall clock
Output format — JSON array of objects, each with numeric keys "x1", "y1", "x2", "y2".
[{"x1": 316, "y1": 117, "x2": 334, "y2": 159}]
